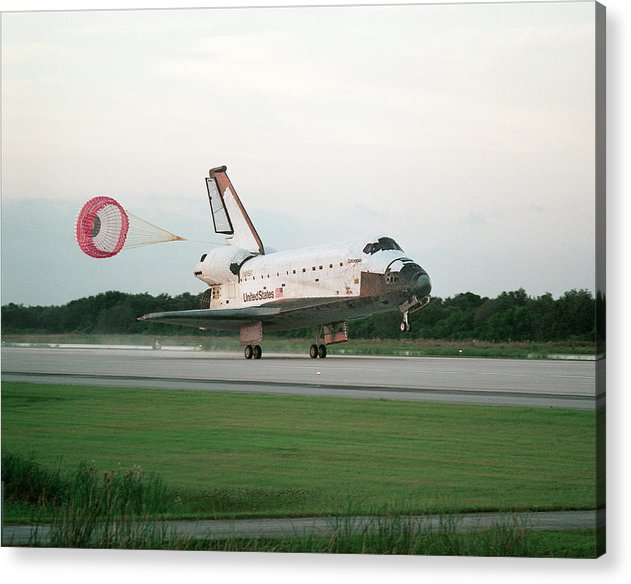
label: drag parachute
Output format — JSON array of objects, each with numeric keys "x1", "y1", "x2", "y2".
[{"x1": 75, "y1": 196, "x2": 185, "y2": 259}]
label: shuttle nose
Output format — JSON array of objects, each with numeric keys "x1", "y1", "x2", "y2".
[
  {"x1": 415, "y1": 273, "x2": 432, "y2": 297},
  {"x1": 397, "y1": 262, "x2": 431, "y2": 297}
]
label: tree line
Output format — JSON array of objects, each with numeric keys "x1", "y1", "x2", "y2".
[
  {"x1": 347, "y1": 288, "x2": 602, "y2": 343},
  {"x1": 1, "y1": 288, "x2": 602, "y2": 343}
]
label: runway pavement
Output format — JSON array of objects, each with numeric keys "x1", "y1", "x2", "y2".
[
  {"x1": 1, "y1": 509, "x2": 604, "y2": 546},
  {"x1": 1, "y1": 346, "x2": 602, "y2": 409}
]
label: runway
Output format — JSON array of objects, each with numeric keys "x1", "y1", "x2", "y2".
[{"x1": 1, "y1": 346, "x2": 602, "y2": 409}]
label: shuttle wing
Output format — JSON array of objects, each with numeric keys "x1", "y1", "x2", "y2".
[
  {"x1": 139, "y1": 306, "x2": 283, "y2": 330},
  {"x1": 206, "y1": 166, "x2": 265, "y2": 255},
  {"x1": 138, "y1": 297, "x2": 371, "y2": 332}
]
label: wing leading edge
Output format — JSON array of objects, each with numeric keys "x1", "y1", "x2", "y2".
[{"x1": 138, "y1": 306, "x2": 283, "y2": 331}]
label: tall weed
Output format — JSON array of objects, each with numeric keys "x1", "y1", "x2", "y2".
[
  {"x1": 47, "y1": 460, "x2": 171, "y2": 547},
  {"x1": 1, "y1": 451, "x2": 67, "y2": 506},
  {"x1": 2, "y1": 452, "x2": 174, "y2": 547}
]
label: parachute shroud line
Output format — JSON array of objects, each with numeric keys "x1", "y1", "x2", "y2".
[{"x1": 124, "y1": 212, "x2": 186, "y2": 249}]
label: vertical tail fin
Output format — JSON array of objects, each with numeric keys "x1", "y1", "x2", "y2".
[{"x1": 205, "y1": 166, "x2": 265, "y2": 255}]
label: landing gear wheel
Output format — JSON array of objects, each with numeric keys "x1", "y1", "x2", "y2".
[
  {"x1": 318, "y1": 344, "x2": 327, "y2": 359},
  {"x1": 309, "y1": 344, "x2": 318, "y2": 359},
  {"x1": 244, "y1": 345, "x2": 253, "y2": 360},
  {"x1": 253, "y1": 345, "x2": 262, "y2": 360},
  {"x1": 400, "y1": 321, "x2": 407, "y2": 333}
]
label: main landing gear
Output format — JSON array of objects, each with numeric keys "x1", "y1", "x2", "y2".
[
  {"x1": 309, "y1": 344, "x2": 327, "y2": 359},
  {"x1": 244, "y1": 344, "x2": 262, "y2": 359}
]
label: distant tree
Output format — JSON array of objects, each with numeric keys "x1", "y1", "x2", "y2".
[
  {"x1": 96, "y1": 302, "x2": 136, "y2": 333},
  {"x1": 596, "y1": 290, "x2": 606, "y2": 351},
  {"x1": 1, "y1": 287, "x2": 599, "y2": 343},
  {"x1": 526, "y1": 293, "x2": 557, "y2": 342},
  {"x1": 555, "y1": 289, "x2": 595, "y2": 340}
]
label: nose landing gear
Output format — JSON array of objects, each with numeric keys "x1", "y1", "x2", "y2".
[
  {"x1": 400, "y1": 313, "x2": 412, "y2": 333},
  {"x1": 399, "y1": 295, "x2": 431, "y2": 333}
]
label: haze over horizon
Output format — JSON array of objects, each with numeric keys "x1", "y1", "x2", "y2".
[{"x1": 2, "y1": 2, "x2": 598, "y2": 306}]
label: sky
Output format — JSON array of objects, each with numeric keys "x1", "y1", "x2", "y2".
[{"x1": 1, "y1": 1, "x2": 599, "y2": 306}]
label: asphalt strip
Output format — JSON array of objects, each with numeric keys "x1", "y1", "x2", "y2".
[
  {"x1": 1, "y1": 372, "x2": 598, "y2": 410},
  {"x1": 2, "y1": 510, "x2": 603, "y2": 546}
]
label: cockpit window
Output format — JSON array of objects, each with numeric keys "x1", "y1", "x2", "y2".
[
  {"x1": 229, "y1": 251, "x2": 256, "y2": 276},
  {"x1": 363, "y1": 237, "x2": 403, "y2": 255}
]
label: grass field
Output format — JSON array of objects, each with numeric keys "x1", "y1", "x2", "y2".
[
  {"x1": 2, "y1": 382, "x2": 598, "y2": 523},
  {"x1": 134, "y1": 529, "x2": 600, "y2": 557},
  {"x1": 1, "y1": 333, "x2": 599, "y2": 359}
]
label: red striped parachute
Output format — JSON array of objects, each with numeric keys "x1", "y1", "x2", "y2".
[{"x1": 75, "y1": 196, "x2": 185, "y2": 259}]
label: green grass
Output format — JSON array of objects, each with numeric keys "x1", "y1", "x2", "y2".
[
  {"x1": 20, "y1": 507, "x2": 601, "y2": 557},
  {"x1": 2, "y1": 382, "x2": 597, "y2": 523},
  {"x1": 2, "y1": 452, "x2": 177, "y2": 548},
  {"x1": 1, "y1": 453, "x2": 599, "y2": 555},
  {"x1": 1, "y1": 333, "x2": 598, "y2": 359},
  {"x1": 162, "y1": 529, "x2": 600, "y2": 557}
]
